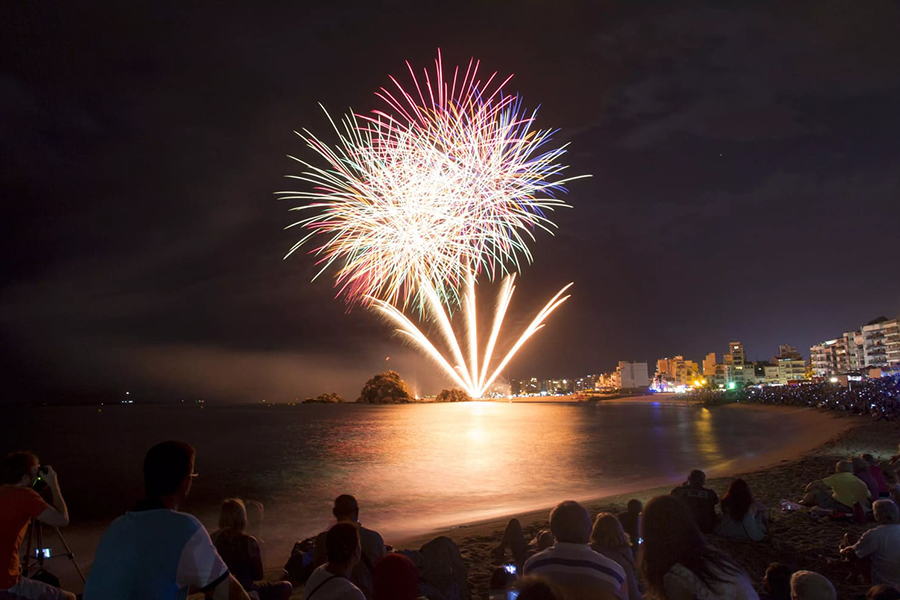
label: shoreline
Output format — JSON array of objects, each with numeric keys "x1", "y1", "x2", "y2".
[
  {"x1": 390, "y1": 402, "x2": 857, "y2": 549},
  {"x1": 388, "y1": 404, "x2": 898, "y2": 599}
]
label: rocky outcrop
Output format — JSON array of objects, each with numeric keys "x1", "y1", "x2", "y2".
[
  {"x1": 302, "y1": 392, "x2": 344, "y2": 404},
  {"x1": 357, "y1": 371, "x2": 414, "y2": 404}
]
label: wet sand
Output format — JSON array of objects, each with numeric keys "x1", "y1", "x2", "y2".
[{"x1": 387, "y1": 404, "x2": 896, "y2": 599}]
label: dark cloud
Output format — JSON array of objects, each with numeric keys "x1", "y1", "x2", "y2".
[{"x1": 1, "y1": 1, "x2": 899, "y2": 403}]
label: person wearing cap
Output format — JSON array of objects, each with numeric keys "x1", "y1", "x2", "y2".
[{"x1": 671, "y1": 470, "x2": 719, "y2": 534}]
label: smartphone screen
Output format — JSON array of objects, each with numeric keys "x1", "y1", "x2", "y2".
[{"x1": 507, "y1": 592, "x2": 519, "y2": 600}]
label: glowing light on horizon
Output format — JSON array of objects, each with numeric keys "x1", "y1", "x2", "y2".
[{"x1": 281, "y1": 51, "x2": 587, "y2": 396}]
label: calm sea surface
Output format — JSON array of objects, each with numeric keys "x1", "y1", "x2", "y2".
[{"x1": 2, "y1": 399, "x2": 809, "y2": 583}]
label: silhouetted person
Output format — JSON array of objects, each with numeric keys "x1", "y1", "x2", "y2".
[
  {"x1": 868, "y1": 585, "x2": 900, "y2": 600},
  {"x1": 617, "y1": 499, "x2": 642, "y2": 552},
  {"x1": 303, "y1": 522, "x2": 365, "y2": 600},
  {"x1": 0, "y1": 451, "x2": 75, "y2": 600},
  {"x1": 211, "y1": 498, "x2": 292, "y2": 600},
  {"x1": 372, "y1": 553, "x2": 419, "y2": 600},
  {"x1": 313, "y1": 495, "x2": 385, "y2": 600},
  {"x1": 841, "y1": 499, "x2": 900, "y2": 587},
  {"x1": 84, "y1": 441, "x2": 250, "y2": 600},
  {"x1": 515, "y1": 577, "x2": 563, "y2": 600},
  {"x1": 759, "y1": 563, "x2": 793, "y2": 600},
  {"x1": 590, "y1": 513, "x2": 643, "y2": 600},
  {"x1": 801, "y1": 460, "x2": 871, "y2": 512},
  {"x1": 641, "y1": 494, "x2": 757, "y2": 599},
  {"x1": 671, "y1": 470, "x2": 719, "y2": 534},
  {"x1": 789, "y1": 571, "x2": 836, "y2": 600},
  {"x1": 715, "y1": 478, "x2": 767, "y2": 541},
  {"x1": 523, "y1": 500, "x2": 627, "y2": 600}
]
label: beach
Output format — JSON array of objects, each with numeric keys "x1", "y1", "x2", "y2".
[{"x1": 387, "y1": 402, "x2": 897, "y2": 599}]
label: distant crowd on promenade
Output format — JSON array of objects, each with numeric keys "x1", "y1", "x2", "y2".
[
  {"x1": 693, "y1": 374, "x2": 900, "y2": 419},
  {"x1": 0, "y1": 371, "x2": 898, "y2": 600}
]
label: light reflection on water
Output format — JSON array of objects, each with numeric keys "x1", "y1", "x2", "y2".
[{"x1": 2, "y1": 400, "x2": 807, "y2": 572}]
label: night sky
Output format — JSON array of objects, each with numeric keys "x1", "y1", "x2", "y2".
[{"x1": 2, "y1": 2, "x2": 899, "y2": 404}]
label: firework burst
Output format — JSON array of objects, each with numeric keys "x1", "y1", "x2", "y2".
[
  {"x1": 281, "y1": 51, "x2": 587, "y2": 397},
  {"x1": 279, "y1": 50, "x2": 584, "y2": 309}
]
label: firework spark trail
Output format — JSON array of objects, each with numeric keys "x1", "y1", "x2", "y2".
[
  {"x1": 282, "y1": 51, "x2": 587, "y2": 397},
  {"x1": 371, "y1": 274, "x2": 573, "y2": 398}
]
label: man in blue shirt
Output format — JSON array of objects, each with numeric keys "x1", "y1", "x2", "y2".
[{"x1": 84, "y1": 441, "x2": 250, "y2": 600}]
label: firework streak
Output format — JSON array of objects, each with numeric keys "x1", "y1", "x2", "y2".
[{"x1": 280, "y1": 51, "x2": 586, "y2": 397}]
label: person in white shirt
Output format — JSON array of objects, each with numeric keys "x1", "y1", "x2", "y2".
[
  {"x1": 84, "y1": 441, "x2": 249, "y2": 600},
  {"x1": 842, "y1": 499, "x2": 900, "y2": 587},
  {"x1": 302, "y1": 522, "x2": 365, "y2": 600},
  {"x1": 523, "y1": 500, "x2": 628, "y2": 600}
]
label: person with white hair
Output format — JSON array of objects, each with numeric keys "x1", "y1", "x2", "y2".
[
  {"x1": 841, "y1": 499, "x2": 900, "y2": 586},
  {"x1": 789, "y1": 570, "x2": 836, "y2": 600}
]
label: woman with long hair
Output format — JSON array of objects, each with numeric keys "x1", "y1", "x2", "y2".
[
  {"x1": 590, "y1": 513, "x2": 643, "y2": 600},
  {"x1": 641, "y1": 495, "x2": 758, "y2": 599},
  {"x1": 715, "y1": 479, "x2": 767, "y2": 541}
]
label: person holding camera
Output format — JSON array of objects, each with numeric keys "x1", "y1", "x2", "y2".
[{"x1": 0, "y1": 451, "x2": 75, "y2": 600}]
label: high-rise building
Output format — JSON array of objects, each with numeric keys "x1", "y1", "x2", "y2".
[
  {"x1": 729, "y1": 342, "x2": 745, "y2": 365},
  {"x1": 773, "y1": 345, "x2": 806, "y2": 383},
  {"x1": 810, "y1": 339, "x2": 840, "y2": 377},
  {"x1": 862, "y1": 317, "x2": 900, "y2": 368},
  {"x1": 656, "y1": 355, "x2": 699, "y2": 387},
  {"x1": 702, "y1": 352, "x2": 717, "y2": 376},
  {"x1": 617, "y1": 361, "x2": 649, "y2": 389}
]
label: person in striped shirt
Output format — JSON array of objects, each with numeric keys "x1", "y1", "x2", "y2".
[{"x1": 523, "y1": 501, "x2": 628, "y2": 600}]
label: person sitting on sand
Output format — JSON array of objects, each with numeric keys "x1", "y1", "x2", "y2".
[
  {"x1": 617, "y1": 499, "x2": 642, "y2": 552},
  {"x1": 863, "y1": 454, "x2": 891, "y2": 498},
  {"x1": 801, "y1": 460, "x2": 871, "y2": 513},
  {"x1": 372, "y1": 553, "x2": 423, "y2": 600},
  {"x1": 84, "y1": 441, "x2": 251, "y2": 600},
  {"x1": 590, "y1": 513, "x2": 643, "y2": 600},
  {"x1": 855, "y1": 457, "x2": 883, "y2": 503},
  {"x1": 492, "y1": 518, "x2": 554, "y2": 571},
  {"x1": 715, "y1": 478, "x2": 767, "y2": 541},
  {"x1": 759, "y1": 563, "x2": 793, "y2": 600},
  {"x1": 671, "y1": 470, "x2": 719, "y2": 534},
  {"x1": 523, "y1": 500, "x2": 627, "y2": 600},
  {"x1": 0, "y1": 451, "x2": 76, "y2": 600},
  {"x1": 789, "y1": 570, "x2": 836, "y2": 600},
  {"x1": 868, "y1": 584, "x2": 900, "y2": 600},
  {"x1": 211, "y1": 498, "x2": 292, "y2": 600},
  {"x1": 303, "y1": 523, "x2": 365, "y2": 600},
  {"x1": 841, "y1": 499, "x2": 900, "y2": 587},
  {"x1": 641, "y1": 494, "x2": 758, "y2": 600},
  {"x1": 313, "y1": 495, "x2": 385, "y2": 600}
]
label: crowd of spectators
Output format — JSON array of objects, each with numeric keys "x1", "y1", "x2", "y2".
[
  {"x1": 5, "y1": 426, "x2": 900, "y2": 599},
  {"x1": 691, "y1": 374, "x2": 900, "y2": 419}
]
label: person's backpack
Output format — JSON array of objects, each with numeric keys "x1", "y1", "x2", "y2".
[{"x1": 284, "y1": 537, "x2": 317, "y2": 584}]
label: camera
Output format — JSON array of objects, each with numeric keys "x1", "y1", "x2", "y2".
[
  {"x1": 35, "y1": 548, "x2": 51, "y2": 559},
  {"x1": 39, "y1": 466, "x2": 49, "y2": 475},
  {"x1": 503, "y1": 563, "x2": 517, "y2": 575}
]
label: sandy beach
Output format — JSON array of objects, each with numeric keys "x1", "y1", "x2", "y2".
[{"x1": 384, "y1": 401, "x2": 897, "y2": 599}]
